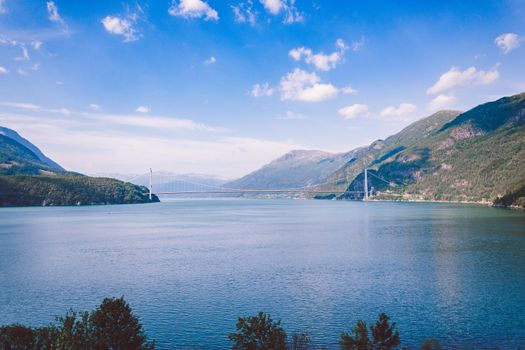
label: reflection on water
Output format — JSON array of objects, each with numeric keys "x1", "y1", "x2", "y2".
[{"x1": 0, "y1": 200, "x2": 524, "y2": 349}]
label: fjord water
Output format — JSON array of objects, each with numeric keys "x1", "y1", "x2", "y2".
[{"x1": 1, "y1": 200, "x2": 524, "y2": 349}]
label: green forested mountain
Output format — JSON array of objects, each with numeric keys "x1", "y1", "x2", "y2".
[
  {"x1": 329, "y1": 93, "x2": 525, "y2": 208},
  {"x1": 0, "y1": 127, "x2": 158, "y2": 206}
]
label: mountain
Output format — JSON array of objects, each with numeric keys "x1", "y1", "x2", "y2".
[
  {"x1": 314, "y1": 110, "x2": 462, "y2": 195},
  {"x1": 330, "y1": 93, "x2": 525, "y2": 208},
  {"x1": 0, "y1": 126, "x2": 158, "y2": 206},
  {"x1": 0, "y1": 127, "x2": 64, "y2": 172},
  {"x1": 225, "y1": 149, "x2": 357, "y2": 190}
]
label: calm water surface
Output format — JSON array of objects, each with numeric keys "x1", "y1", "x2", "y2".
[{"x1": 0, "y1": 200, "x2": 524, "y2": 349}]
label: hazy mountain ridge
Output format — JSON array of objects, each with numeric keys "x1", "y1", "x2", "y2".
[{"x1": 226, "y1": 149, "x2": 357, "y2": 190}]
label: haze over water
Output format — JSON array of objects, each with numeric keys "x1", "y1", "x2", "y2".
[{"x1": 1, "y1": 200, "x2": 524, "y2": 349}]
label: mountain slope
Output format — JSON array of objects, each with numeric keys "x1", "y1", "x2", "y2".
[
  {"x1": 0, "y1": 126, "x2": 64, "y2": 171},
  {"x1": 314, "y1": 110, "x2": 462, "y2": 195},
  {"x1": 226, "y1": 149, "x2": 356, "y2": 190},
  {"x1": 0, "y1": 126, "x2": 158, "y2": 206},
  {"x1": 336, "y1": 93, "x2": 525, "y2": 208}
]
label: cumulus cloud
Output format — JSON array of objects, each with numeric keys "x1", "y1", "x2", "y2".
[
  {"x1": 380, "y1": 103, "x2": 417, "y2": 117},
  {"x1": 426, "y1": 66, "x2": 499, "y2": 95},
  {"x1": 260, "y1": 0, "x2": 282, "y2": 14},
  {"x1": 338, "y1": 104, "x2": 370, "y2": 120},
  {"x1": 89, "y1": 103, "x2": 100, "y2": 111},
  {"x1": 342, "y1": 86, "x2": 358, "y2": 95},
  {"x1": 136, "y1": 105, "x2": 150, "y2": 113},
  {"x1": 427, "y1": 94, "x2": 457, "y2": 111},
  {"x1": 250, "y1": 82, "x2": 274, "y2": 97},
  {"x1": 259, "y1": 0, "x2": 302, "y2": 24},
  {"x1": 168, "y1": 0, "x2": 219, "y2": 21},
  {"x1": 102, "y1": 16, "x2": 140, "y2": 42},
  {"x1": 279, "y1": 69, "x2": 339, "y2": 102},
  {"x1": 204, "y1": 56, "x2": 216, "y2": 65},
  {"x1": 495, "y1": 33, "x2": 522, "y2": 54},
  {"x1": 289, "y1": 39, "x2": 348, "y2": 71},
  {"x1": 0, "y1": 67, "x2": 8, "y2": 74},
  {"x1": 232, "y1": 1, "x2": 256, "y2": 25}
]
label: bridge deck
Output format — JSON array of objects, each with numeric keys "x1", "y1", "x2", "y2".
[{"x1": 154, "y1": 190, "x2": 363, "y2": 195}]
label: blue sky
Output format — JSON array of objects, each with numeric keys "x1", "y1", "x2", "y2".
[{"x1": 0, "y1": 0, "x2": 524, "y2": 177}]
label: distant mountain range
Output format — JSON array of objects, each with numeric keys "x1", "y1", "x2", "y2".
[
  {"x1": 225, "y1": 149, "x2": 358, "y2": 190},
  {"x1": 232, "y1": 93, "x2": 525, "y2": 208},
  {"x1": 1, "y1": 92, "x2": 524, "y2": 208},
  {"x1": 0, "y1": 127, "x2": 158, "y2": 206}
]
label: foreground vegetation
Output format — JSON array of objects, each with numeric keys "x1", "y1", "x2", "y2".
[
  {"x1": 0, "y1": 175, "x2": 159, "y2": 206},
  {"x1": 0, "y1": 297, "x2": 471, "y2": 350}
]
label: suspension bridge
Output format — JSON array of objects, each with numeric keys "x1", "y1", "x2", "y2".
[{"x1": 123, "y1": 169, "x2": 393, "y2": 200}]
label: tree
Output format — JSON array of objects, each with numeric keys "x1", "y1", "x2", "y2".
[
  {"x1": 340, "y1": 320, "x2": 371, "y2": 350},
  {"x1": 0, "y1": 324, "x2": 35, "y2": 350},
  {"x1": 420, "y1": 338, "x2": 441, "y2": 350},
  {"x1": 289, "y1": 332, "x2": 314, "y2": 350},
  {"x1": 90, "y1": 297, "x2": 155, "y2": 350},
  {"x1": 340, "y1": 314, "x2": 400, "y2": 350},
  {"x1": 370, "y1": 313, "x2": 400, "y2": 350},
  {"x1": 228, "y1": 312, "x2": 287, "y2": 350},
  {"x1": 55, "y1": 310, "x2": 93, "y2": 349}
]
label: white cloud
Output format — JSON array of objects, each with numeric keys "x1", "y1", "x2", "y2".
[
  {"x1": 279, "y1": 69, "x2": 339, "y2": 102},
  {"x1": 277, "y1": 111, "x2": 308, "y2": 120},
  {"x1": 102, "y1": 16, "x2": 139, "y2": 42},
  {"x1": 89, "y1": 103, "x2": 100, "y2": 111},
  {"x1": 338, "y1": 104, "x2": 370, "y2": 120},
  {"x1": 351, "y1": 37, "x2": 365, "y2": 52},
  {"x1": 0, "y1": 67, "x2": 8, "y2": 74},
  {"x1": 0, "y1": 101, "x2": 72, "y2": 114},
  {"x1": 250, "y1": 82, "x2": 274, "y2": 97},
  {"x1": 259, "y1": 0, "x2": 302, "y2": 23},
  {"x1": 282, "y1": 0, "x2": 303, "y2": 24},
  {"x1": 136, "y1": 105, "x2": 150, "y2": 113},
  {"x1": 342, "y1": 86, "x2": 358, "y2": 95},
  {"x1": 204, "y1": 56, "x2": 216, "y2": 65},
  {"x1": 495, "y1": 33, "x2": 522, "y2": 54},
  {"x1": 427, "y1": 94, "x2": 457, "y2": 111},
  {"x1": 260, "y1": 0, "x2": 282, "y2": 14},
  {"x1": 46, "y1": 1, "x2": 67, "y2": 29},
  {"x1": 232, "y1": 1, "x2": 256, "y2": 25},
  {"x1": 16, "y1": 68, "x2": 28, "y2": 76},
  {"x1": 31, "y1": 41, "x2": 43, "y2": 50},
  {"x1": 168, "y1": 0, "x2": 219, "y2": 21},
  {"x1": 426, "y1": 66, "x2": 499, "y2": 95},
  {"x1": 380, "y1": 103, "x2": 417, "y2": 117},
  {"x1": 0, "y1": 0, "x2": 6, "y2": 14},
  {"x1": 0, "y1": 108, "x2": 304, "y2": 177},
  {"x1": 14, "y1": 46, "x2": 29, "y2": 61},
  {"x1": 289, "y1": 39, "x2": 347, "y2": 71}
]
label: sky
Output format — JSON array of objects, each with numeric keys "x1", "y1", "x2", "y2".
[{"x1": 0, "y1": 0, "x2": 524, "y2": 178}]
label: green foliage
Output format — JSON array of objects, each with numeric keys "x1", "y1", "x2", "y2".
[
  {"x1": 289, "y1": 333, "x2": 314, "y2": 350},
  {"x1": 0, "y1": 175, "x2": 159, "y2": 206},
  {"x1": 420, "y1": 338, "x2": 441, "y2": 350},
  {"x1": 228, "y1": 312, "x2": 287, "y2": 350},
  {"x1": 90, "y1": 297, "x2": 154, "y2": 350},
  {"x1": 340, "y1": 313, "x2": 400, "y2": 350},
  {"x1": 0, "y1": 324, "x2": 36, "y2": 350},
  {"x1": 0, "y1": 297, "x2": 154, "y2": 350}
]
